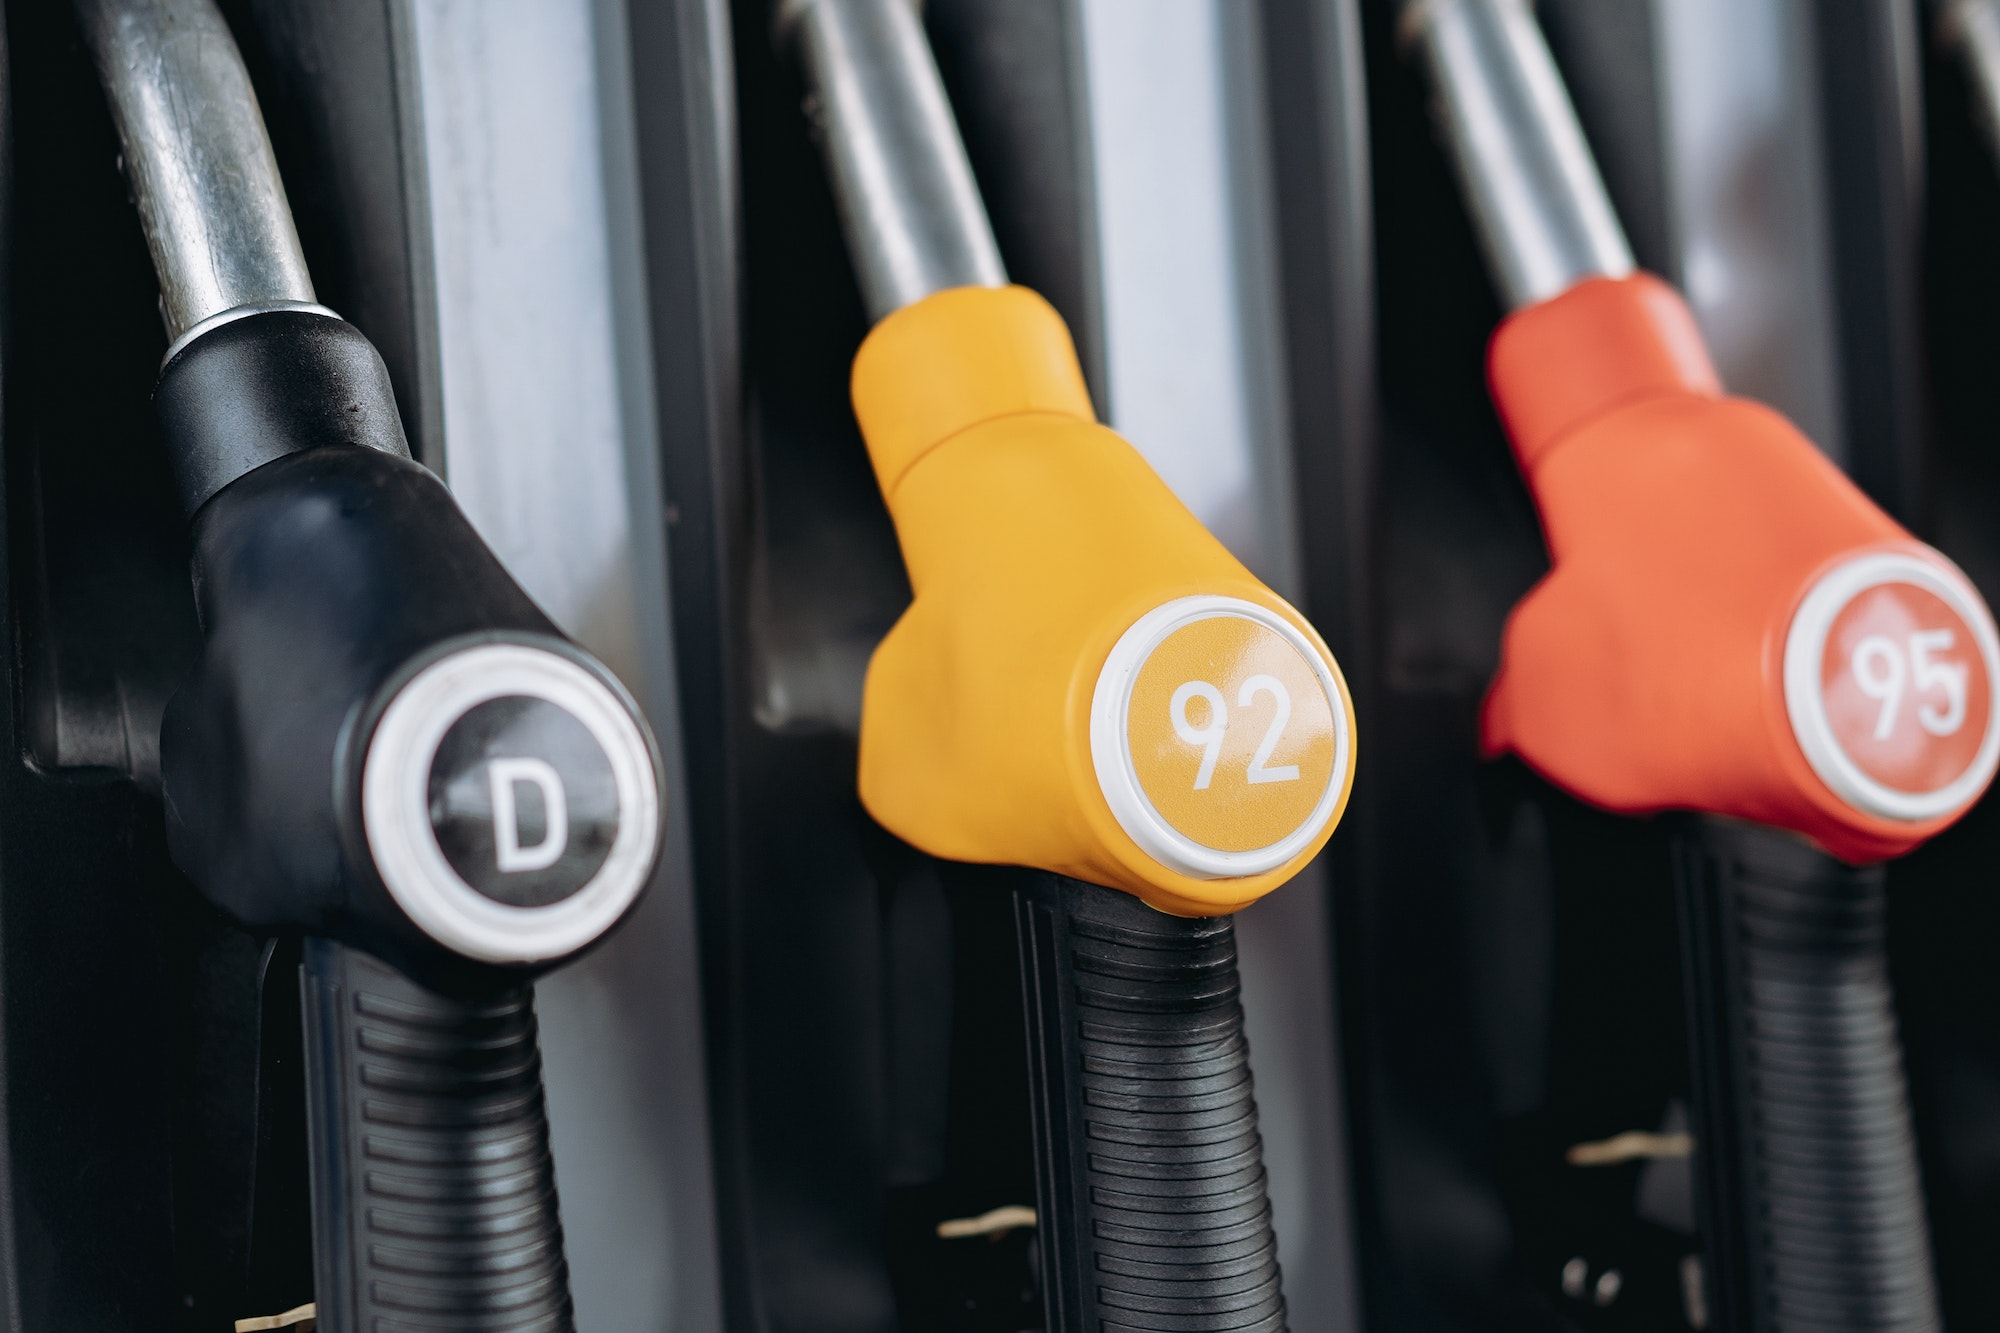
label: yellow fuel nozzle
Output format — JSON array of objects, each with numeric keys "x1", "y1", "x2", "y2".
[
  {"x1": 775, "y1": 0, "x2": 1354, "y2": 912},
  {"x1": 782, "y1": 1, "x2": 1350, "y2": 1318},
  {"x1": 850, "y1": 284, "x2": 1356, "y2": 916}
]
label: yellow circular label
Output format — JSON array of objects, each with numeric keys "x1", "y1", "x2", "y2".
[{"x1": 1123, "y1": 614, "x2": 1341, "y2": 853}]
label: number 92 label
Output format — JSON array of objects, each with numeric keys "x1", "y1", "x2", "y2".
[
  {"x1": 1091, "y1": 596, "x2": 1353, "y2": 879},
  {"x1": 1784, "y1": 550, "x2": 2000, "y2": 823}
]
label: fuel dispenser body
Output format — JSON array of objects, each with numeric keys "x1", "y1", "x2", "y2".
[
  {"x1": 1901, "y1": 5, "x2": 2000, "y2": 1328},
  {"x1": 0, "y1": 0, "x2": 1996, "y2": 1330}
]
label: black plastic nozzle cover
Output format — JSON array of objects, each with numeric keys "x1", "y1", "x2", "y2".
[
  {"x1": 154, "y1": 307, "x2": 649, "y2": 1332},
  {"x1": 155, "y1": 310, "x2": 657, "y2": 994}
]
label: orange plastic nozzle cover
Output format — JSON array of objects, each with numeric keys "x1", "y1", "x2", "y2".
[
  {"x1": 849, "y1": 286, "x2": 1356, "y2": 914},
  {"x1": 1480, "y1": 273, "x2": 1997, "y2": 862},
  {"x1": 1489, "y1": 270, "x2": 1722, "y2": 469}
]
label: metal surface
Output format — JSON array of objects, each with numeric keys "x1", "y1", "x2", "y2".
[
  {"x1": 400, "y1": 1, "x2": 723, "y2": 1326},
  {"x1": 1402, "y1": 0, "x2": 1632, "y2": 309},
  {"x1": 1080, "y1": 0, "x2": 1296, "y2": 587},
  {"x1": 162, "y1": 299, "x2": 339, "y2": 367},
  {"x1": 927, "y1": 0, "x2": 1109, "y2": 399},
  {"x1": 1077, "y1": 3, "x2": 1362, "y2": 1328},
  {"x1": 1812, "y1": 0, "x2": 1926, "y2": 515},
  {"x1": 779, "y1": 0, "x2": 1006, "y2": 320},
  {"x1": 1647, "y1": 0, "x2": 1846, "y2": 464},
  {"x1": 72, "y1": 0, "x2": 317, "y2": 338},
  {"x1": 1250, "y1": 0, "x2": 1378, "y2": 1319},
  {"x1": 1941, "y1": 1, "x2": 2000, "y2": 168}
]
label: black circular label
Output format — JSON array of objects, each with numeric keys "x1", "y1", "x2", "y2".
[{"x1": 426, "y1": 695, "x2": 619, "y2": 907}]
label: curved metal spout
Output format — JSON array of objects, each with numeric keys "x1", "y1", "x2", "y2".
[
  {"x1": 73, "y1": 0, "x2": 318, "y2": 341},
  {"x1": 777, "y1": 0, "x2": 1006, "y2": 321},
  {"x1": 1402, "y1": 0, "x2": 1633, "y2": 309},
  {"x1": 1941, "y1": 0, "x2": 2000, "y2": 170}
]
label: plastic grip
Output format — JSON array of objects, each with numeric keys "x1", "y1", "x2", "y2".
[
  {"x1": 1676, "y1": 821, "x2": 1940, "y2": 1333},
  {"x1": 156, "y1": 311, "x2": 410, "y2": 517},
  {"x1": 1481, "y1": 273, "x2": 1999, "y2": 861},
  {"x1": 849, "y1": 286, "x2": 1347, "y2": 915},
  {"x1": 1015, "y1": 875, "x2": 1287, "y2": 1333},
  {"x1": 300, "y1": 939, "x2": 574, "y2": 1333}
]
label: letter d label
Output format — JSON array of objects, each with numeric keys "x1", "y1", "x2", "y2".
[{"x1": 490, "y1": 757, "x2": 570, "y2": 873}]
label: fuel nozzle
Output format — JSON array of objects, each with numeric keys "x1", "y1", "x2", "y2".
[
  {"x1": 1404, "y1": 0, "x2": 2000, "y2": 858},
  {"x1": 1405, "y1": 2, "x2": 1966, "y2": 1328},
  {"x1": 75, "y1": 2, "x2": 664, "y2": 1328},
  {"x1": 1939, "y1": 0, "x2": 2000, "y2": 170},
  {"x1": 776, "y1": 0, "x2": 1006, "y2": 320},
  {"x1": 778, "y1": 0, "x2": 1353, "y2": 914},
  {"x1": 778, "y1": 3, "x2": 1356, "y2": 1330}
]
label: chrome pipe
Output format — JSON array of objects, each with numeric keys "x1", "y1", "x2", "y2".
[
  {"x1": 1941, "y1": 0, "x2": 2000, "y2": 170},
  {"x1": 777, "y1": 0, "x2": 1006, "y2": 322},
  {"x1": 73, "y1": 0, "x2": 318, "y2": 341},
  {"x1": 1402, "y1": 0, "x2": 1632, "y2": 309}
]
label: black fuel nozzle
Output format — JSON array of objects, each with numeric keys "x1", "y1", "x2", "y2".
[
  {"x1": 154, "y1": 314, "x2": 663, "y2": 994},
  {"x1": 74, "y1": 1, "x2": 663, "y2": 1327}
]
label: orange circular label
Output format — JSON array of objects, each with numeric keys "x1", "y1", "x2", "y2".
[
  {"x1": 1817, "y1": 582, "x2": 1992, "y2": 796},
  {"x1": 1123, "y1": 615, "x2": 1341, "y2": 853}
]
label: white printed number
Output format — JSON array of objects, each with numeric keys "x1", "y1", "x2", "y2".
[
  {"x1": 1168, "y1": 675, "x2": 1300, "y2": 791},
  {"x1": 1851, "y1": 630, "x2": 1967, "y2": 741}
]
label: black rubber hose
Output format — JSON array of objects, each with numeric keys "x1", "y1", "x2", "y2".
[
  {"x1": 1676, "y1": 819, "x2": 1940, "y2": 1333},
  {"x1": 299, "y1": 938, "x2": 573, "y2": 1333},
  {"x1": 1014, "y1": 873, "x2": 1287, "y2": 1333}
]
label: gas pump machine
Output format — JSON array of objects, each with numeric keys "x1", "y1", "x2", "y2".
[{"x1": 0, "y1": 0, "x2": 1997, "y2": 1330}]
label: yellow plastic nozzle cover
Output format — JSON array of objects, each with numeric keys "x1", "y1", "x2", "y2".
[{"x1": 850, "y1": 285, "x2": 1356, "y2": 916}]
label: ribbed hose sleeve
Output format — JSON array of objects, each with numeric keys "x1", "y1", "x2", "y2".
[
  {"x1": 300, "y1": 938, "x2": 574, "y2": 1333},
  {"x1": 1676, "y1": 820, "x2": 1940, "y2": 1333},
  {"x1": 1014, "y1": 874, "x2": 1287, "y2": 1333}
]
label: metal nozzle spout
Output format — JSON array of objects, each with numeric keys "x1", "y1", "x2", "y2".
[
  {"x1": 779, "y1": 0, "x2": 1006, "y2": 322},
  {"x1": 1402, "y1": 0, "x2": 1633, "y2": 309},
  {"x1": 73, "y1": 0, "x2": 318, "y2": 341},
  {"x1": 1940, "y1": 0, "x2": 2000, "y2": 170}
]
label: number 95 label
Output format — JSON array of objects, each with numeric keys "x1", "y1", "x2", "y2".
[
  {"x1": 1091, "y1": 596, "x2": 1354, "y2": 879},
  {"x1": 1785, "y1": 550, "x2": 2000, "y2": 823}
]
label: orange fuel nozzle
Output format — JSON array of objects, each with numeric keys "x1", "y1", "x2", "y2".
[
  {"x1": 1480, "y1": 272, "x2": 2000, "y2": 862},
  {"x1": 848, "y1": 284, "x2": 1357, "y2": 916}
]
